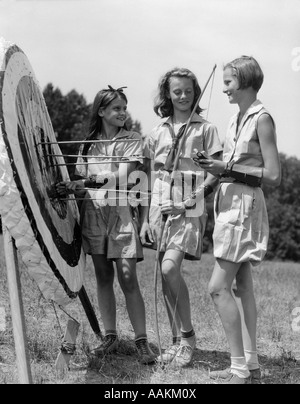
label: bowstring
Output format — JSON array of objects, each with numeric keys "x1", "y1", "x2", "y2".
[{"x1": 163, "y1": 66, "x2": 217, "y2": 346}]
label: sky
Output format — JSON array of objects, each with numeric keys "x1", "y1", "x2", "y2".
[{"x1": 0, "y1": 0, "x2": 300, "y2": 158}]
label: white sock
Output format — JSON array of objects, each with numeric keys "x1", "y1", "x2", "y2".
[
  {"x1": 245, "y1": 350, "x2": 260, "y2": 371},
  {"x1": 231, "y1": 357, "x2": 250, "y2": 379}
]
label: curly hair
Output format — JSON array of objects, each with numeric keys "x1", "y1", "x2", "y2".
[{"x1": 153, "y1": 67, "x2": 203, "y2": 118}]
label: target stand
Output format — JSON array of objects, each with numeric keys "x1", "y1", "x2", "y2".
[{"x1": 2, "y1": 225, "x2": 33, "y2": 384}]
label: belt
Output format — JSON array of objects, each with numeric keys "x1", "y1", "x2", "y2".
[{"x1": 219, "y1": 177, "x2": 261, "y2": 188}]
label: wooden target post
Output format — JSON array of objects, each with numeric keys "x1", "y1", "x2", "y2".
[{"x1": 2, "y1": 225, "x2": 33, "y2": 384}]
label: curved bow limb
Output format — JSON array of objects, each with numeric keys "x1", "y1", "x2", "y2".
[{"x1": 153, "y1": 214, "x2": 167, "y2": 366}]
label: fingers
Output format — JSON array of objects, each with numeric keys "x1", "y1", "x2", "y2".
[
  {"x1": 55, "y1": 181, "x2": 80, "y2": 195},
  {"x1": 143, "y1": 232, "x2": 154, "y2": 247},
  {"x1": 140, "y1": 225, "x2": 154, "y2": 246},
  {"x1": 193, "y1": 158, "x2": 213, "y2": 169},
  {"x1": 55, "y1": 182, "x2": 69, "y2": 195}
]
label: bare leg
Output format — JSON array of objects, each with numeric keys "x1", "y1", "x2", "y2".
[
  {"x1": 161, "y1": 249, "x2": 192, "y2": 333},
  {"x1": 160, "y1": 252, "x2": 182, "y2": 339},
  {"x1": 116, "y1": 258, "x2": 146, "y2": 338},
  {"x1": 234, "y1": 262, "x2": 258, "y2": 352},
  {"x1": 209, "y1": 258, "x2": 244, "y2": 357},
  {"x1": 92, "y1": 254, "x2": 116, "y2": 332}
]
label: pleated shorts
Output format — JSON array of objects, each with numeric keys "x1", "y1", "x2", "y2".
[
  {"x1": 149, "y1": 177, "x2": 207, "y2": 260},
  {"x1": 80, "y1": 199, "x2": 143, "y2": 262},
  {"x1": 213, "y1": 183, "x2": 269, "y2": 265}
]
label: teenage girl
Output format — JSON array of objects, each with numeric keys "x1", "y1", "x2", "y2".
[
  {"x1": 141, "y1": 68, "x2": 223, "y2": 367},
  {"x1": 56, "y1": 86, "x2": 156, "y2": 364},
  {"x1": 194, "y1": 56, "x2": 281, "y2": 383}
]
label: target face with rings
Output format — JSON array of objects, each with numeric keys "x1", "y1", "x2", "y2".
[{"x1": 0, "y1": 38, "x2": 85, "y2": 306}]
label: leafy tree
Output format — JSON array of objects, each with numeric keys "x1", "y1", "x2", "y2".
[
  {"x1": 263, "y1": 154, "x2": 300, "y2": 261},
  {"x1": 43, "y1": 84, "x2": 91, "y2": 175}
]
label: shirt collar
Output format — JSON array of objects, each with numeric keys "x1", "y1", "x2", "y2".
[
  {"x1": 162, "y1": 113, "x2": 205, "y2": 127},
  {"x1": 246, "y1": 99, "x2": 264, "y2": 116},
  {"x1": 111, "y1": 128, "x2": 131, "y2": 140},
  {"x1": 233, "y1": 99, "x2": 264, "y2": 123}
]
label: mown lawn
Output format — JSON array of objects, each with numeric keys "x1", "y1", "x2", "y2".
[{"x1": 1, "y1": 236, "x2": 300, "y2": 384}]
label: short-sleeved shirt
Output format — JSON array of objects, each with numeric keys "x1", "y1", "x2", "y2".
[
  {"x1": 144, "y1": 114, "x2": 223, "y2": 260},
  {"x1": 75, "y1": 129, "x2": 144, "y2": 261},
  {"x1": 75, "y1": 128, "x2": 143, "y2": 179},
  {"x1": 144, "y1": 114, "x2": 223, "y2": 174}
]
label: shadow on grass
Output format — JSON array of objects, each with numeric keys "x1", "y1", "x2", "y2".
[
  {"x1": 193, "y1": 347, "x2": 300, "y2": 385},
  {"x1": 79, "y1": 343, "x2": 300, "y2": 385},
  {"x1": 82, "y1": 339, "x2": 158, "y2": 384}
]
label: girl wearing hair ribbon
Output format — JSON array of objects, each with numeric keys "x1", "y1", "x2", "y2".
[{"x1": 56, "y1": 86, "x2": 156, "y2": 364}]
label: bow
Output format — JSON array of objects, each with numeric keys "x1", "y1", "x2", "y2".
[
  {"x1": 154, "y1": 65, "x2": 217, "y2": 364},
  {"x1": 107, "y1": 85, "x2": 127, "y2": 93}
]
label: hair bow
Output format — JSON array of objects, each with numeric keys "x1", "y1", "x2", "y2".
[{"x1": 107, "y1": 85, "x2": 127, "y2": 93}]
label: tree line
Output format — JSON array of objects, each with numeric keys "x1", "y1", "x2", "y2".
[{"x1": 2, "y1": 84, "x2": 299, "y2": 262}]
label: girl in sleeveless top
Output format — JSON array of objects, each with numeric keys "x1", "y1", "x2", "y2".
[{"x1": 194, "y1": 56, "x2": 281, "y2": 384}]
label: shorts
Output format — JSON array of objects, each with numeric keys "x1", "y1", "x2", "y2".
[
  {"x1": 149, "y1": 177, "x2": 207, "y2": 260},
  {"x1": 213, "y1": 183, "x2": 269, "y2": 265},
  {"x1": 80, "y1": 199, "x2": 143, "y2": 262}
]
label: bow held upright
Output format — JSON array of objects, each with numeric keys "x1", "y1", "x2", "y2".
[{"x1": 152, "y1": 64, "x2": 217, "y2": 365}]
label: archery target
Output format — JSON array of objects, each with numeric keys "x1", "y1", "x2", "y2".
[{"x1": 0, "y1": 38, "x2": 85, "y2": 306}]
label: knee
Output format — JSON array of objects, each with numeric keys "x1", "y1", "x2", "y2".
[
  {"x1": 119, "y1": 272, "x2": 137, "y2": 294},
  {"x1": 208, "y1": 281, "x2": 229, "y2": 303},
  {"x1": 97, "y1": 273, "x2": 114, "y2": 288},
  {"x1": 95, "y1": 266, "x2": 114, "y2": 287},
  {"x1": 161, "y1": 263, "x2": 178, "y2": 283}
]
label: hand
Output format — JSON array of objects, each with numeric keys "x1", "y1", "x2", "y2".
[
  {"x1": 160, "y1": 200, "x2": 185, "y2": 216},
  {"x1": 193, "y1": 156, "x2": 227, "y2": 177},
  {"x1": 93, "y1": 171, "x2": 115, "y2": 184},
  {"x1": 140, "y1": 222, "x2": 154, "y2": 246}
]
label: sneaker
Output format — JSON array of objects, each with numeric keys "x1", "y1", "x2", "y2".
[
  {"x1": 156, "y1": 344, "x2": 180, "y2": 364},
  {"x1": 226, "y1": 374, "x2": 249, "y2": 385},
  {"x1": 135, "y1": 338, "x2": 156, "y2": 365},
  {"x1": 93, "y1": 334, "x2": 118, "y2": 356},
  {"x1": 209, "y1": 367, "x2": 232, "y2": 380},
  {"x1": 210, "y1": 367, "x2": 261, "y2": 383},
  {"x1": 172, "y1": 344, "x2": 195, "y2": 368}
]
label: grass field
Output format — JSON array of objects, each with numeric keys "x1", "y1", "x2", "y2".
[{"x1": 1, "y1": 235, "x2": 300, "y2": 384}]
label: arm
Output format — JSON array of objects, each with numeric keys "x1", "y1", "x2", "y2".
[
  {"x1": 257, "y1": 114, "x2": 281, "y2": 186},
  {"x1": 195, "y1": 115, "x2": 281, "y2": 188},
  {"x1": 139, "y1": 157, "x2": 154, "y2": 246},
  {"x1": 183, "y1": 152, "x2": 221, "y2": 210},
  {"x1": 161, "y1": 152, "x2": 222, "y2": 214},
  {"x1": 220, "y1": 115, "x2": 281, "y2": 187},
  {"x1": 83, "y1": 160, "x2": 136, "y2": 187},
  {"x1": 56, "y1": 161, "x2": 138, "y2": 196}
]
